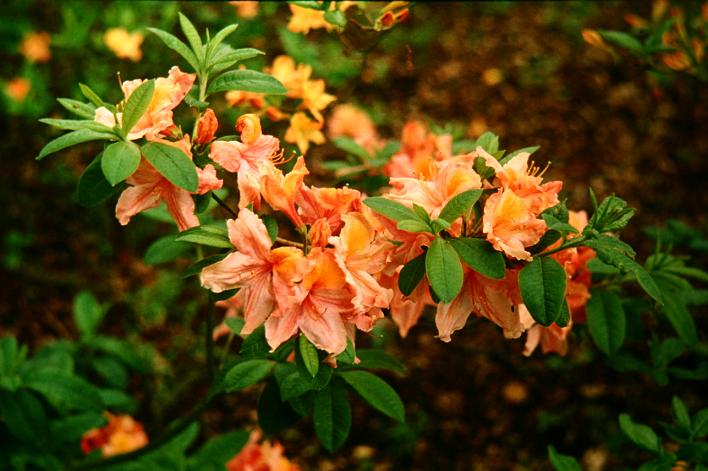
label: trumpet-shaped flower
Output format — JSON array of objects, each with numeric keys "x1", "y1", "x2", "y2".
[
  {"x1": 260, "y1": 156, "x2": 309, "y2": 229},
  {"x1": 327, "y1": 104, "x2": 381, "y2": 153},
  {"x1": 387, "y1": 271, "x2": 432, "y2": 338},
  {"x1": 103, "y1": 28, "x2": 144, "y2": 62},
  {"x1": 209, "y1": 114, "x2": 280, "y2": 209},
  {"x1": 264, "y1": 248, "x2": 355, "y2": 354},
  {"x1": 200, "y1": 208, "x2": 305, "y2": 336},
  {"x1": 287, "y1": 4, "x2": 336, "y2": 34},
  {"x1": 115, "y1": 136, "x2": 223, "y2": 231},
  {"x1": 268, "y1": 55, "x2": 312, "y2": 98},
  {"x1": 523, "y1": 322, "x2": 572, "y2": 357},
  {"x1": 296, "y1": 185, "x2": 362, "y2": 235},
  {"x1": 384, "y1": 121, "x2": 452, "y2": 178},
  {"x1": 300, "y1": 78, "x2": 336, "y2": 122},
  {"x1": 94, "y1": 66, "x2": 195, "y2": 141},
  {"x1": 285, "y1": 112, "x2": 325, "y2": 155}
]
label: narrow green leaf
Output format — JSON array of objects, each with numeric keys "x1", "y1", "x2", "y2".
[
  {"x1": 398, "y1": 252, "x2": 427, "y2": 296},
  {"x1": 209, "y1": 46, "x2": 265, "y2": 75},
  {"x1": 73, "y1": 291, "x2": 104, "y2": 338},
  {"x1": 39, "y1": 118, "x2": 112, "y2": 133},
  {"x1": 661, "y1": 290, "x2": 698, "y2": 346},
  {"x1": 299, "y1": 335, "x2": 320, "y2": 378},
  {"x1": 79, "y1": 83, "x2": 106, "y2": 108},
  {"x1": 518, "y1": 256, "x2": 567, "y2": 326},
  {"x1": 547, "y1": 446, "x2": 582, "y2": 471},
  {"x1": 475, "y1": 131, "x2": 499, "y2": 154},
  {"x1": 397, "y1": 219, "x2": 432, "y2": 233},
  {"x1": 224, "y1": 359, "x2": 274, "y2": 392},
  {"x1": 37, "y1": 129, "x2": 115, "y2": 160},
  {"x1": 438, "y1": 189, "x2": 483, "y2": 223},
  {"x1": 77, "y1": 153, "x2": 125, "y2": 207},
  {"x1": 599, "y1": 30, "x2": 644, "y2": 53},
  {"x1": 425, "y1": 237, "x2": 464, "y2": 303},
  {"x1": 262, "y1": 215, "x2": 278, "y2": 243},
  {"x1": 144, "y1": 235, "x2": 191, "y2": 265},
  {"x1": 175, "y1": 223, "x2": 231, "y2": 248},
  {"x1": 332, "y1": 136, "x2": 370, "y2": 160},
  {"x1": 671, "y1": 396, "x2": 691, "y2": 431},
  {"x1": 257, "y1": 378, "x2": 300, "y2": 434},
  {"x1": 142, "y1": 141, "x2": 198, "y2": 192},
  {"x1": 208, "y1": 69, "x2": 287, "y2": 95},
  {"x1": 693, "y1": 409, "x2": 708, "y2": 438},
  {"x1": 178, "y1": 12, "x2": 204, "y2": 64},
  {"x1": 619, "y1": 414, "x2": 662, "y2": 454},
  {"x1": 500, "y1": 146, "x2": 540, "y2": 165},
  {"x1": 121, "y1": 80, "x2": 155, "y2": 135},
  {"x1": 364, "y1": 197, "x2": 422, "y2": 223},
  {"x1": 353, "y1": 349, "x2": 406, "y2": 374},
  {"x1": 339, "y1": 370, "x2": 404, "y2": 422},
  {"x1": 586, "y1": 289, "x2": 626, "y2": 356},
  {"x1": 313, "y1": 381, "x2": 351, "y2": 452},
  {"x1": 206, "y1": 24, "x2": 239, "y2": 60},
  {"x1": 0, "y1": 389, "x2": 48, "y2": 444},
  {"x1": 147, "y1": 27, "x2": 199, "y2": 71},
  {"x1": 450, "y1": 238, "x2": 505, "y2": 280},
  {"x1": 101, "y1": 141, "x2": 141, "y2": 186},
  {"x1": 57, "y1": 98, "x2": 96, "y2": 119}
]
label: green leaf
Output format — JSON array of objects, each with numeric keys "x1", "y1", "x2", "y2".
[
  {"x1": 207, "y1": 70, "x2": 287, "y2": 95},
  {"x1": 500, "y1": 146, "x2": 540, "y2": 165},
  {"x1": 278, "y1": 371, "x2": 313, "y2": 401},
  {"x1": 314, "y1": 380, "x2": 351, "y2": 452},
  {"x1": 672, "y1": 396, "x2": 691, "y2": 431},
  {"x1": 24, "y1": 371, "x2": 103, "y2": 413},
  {"x1": 209, "y1": 46, "x2": 265, "y2": 75},
  {"x1": 587, "y1": 194, "x2": 636, "y2": 233},
  {"x1": 397, "y1": 219, "x2": 432, "y2": 233},
  {"x1": 353, "y1": 349, "x2": 406, "y2": 374},
  {"x1": 224, "y1": 359, "x2": 274, "y2": 392},
  {"x1": 257, "y1": 378, "x2": 300, "y2": 434},
  {"x1": 79, "y1": 83, "x2": 106, "y2": 108},
  {"x1": 121, "y1": 80, "x2": 155, "y2": 136},
  {"x1": 693, "y1": 409, "x2": 708, "y2": 438},
  {"x1": 324, "y1": 10, "x2": 347, "y2": 27},
  {"x1": 142, "y1": 141, "x2": 198, "y2": 192},
  {"x1": 144, "y1": 235, "x2": 191, "y2": 265},
  {"x1": 262, "y1": 215, "x2": 278, "y2": 243},
  {"x1": 298, "y1": 335, "x2": 320, "y2": 378},
  {"x1": 187, "y1": 430, "x2": 249, "y2": 470},
  {"x1": 619, "y1": 413, "x2": 662, "y2": 454},
  {"x1": 175, "y1": 223, "x2": 231, "y2": 248},
  {"x1": 74, "y1": 291, "x2": 104, "y2": 338},
  {"x1": 475, "y1": 131, "x2": 499, "y2": 154},
  {"x1": 147, "y1": 28, "x2": 200, "y2": 71},
  {"x1": 438, "y1": 189, "x2": 483, "y2": 223},
  {"x1": 586, "y1": 289, "x2": 626, "y2": 356},
  {"x1": 39, "y1": 118, "x2": 113, "y2": 133},
  {"x1": 547, "y1": 446, "x2": 582, "y2": 471},
  {"x1": 426, "y1": 237, "x2": 464, "y2": 303},
  {"x1": 206, "y1": 24, "x2": 239, "y2": 60},
  {"x1": 332, "y1": 137, "x2": 370, "y2": 161},
  {"x1": 57, "y1": 98, "x2": 96, "y2": 119},
  {"x1": 50, "y1": 413, "x2": 107, "y2": 443},
  {"x1": 364, "y1": 197, "x2": 422, "y2": 223},
  {"x1": 450, "y1": 238, "x2": 505, "y2": 280},
  {"x1": 599, "y1": 30, "x2": 644, "y2": 53},
  {"x1": 398, "y1": 252, "x2": 427, "y2": 296},
  {"x1": 661, "y1": 290, "x2": 698, "y2": 346},
  {"x1": 77, "y1": 154, "x2": 125, "y2": 207},
  {"x1": 0, "y1": 389, "x2": 47, "y2": 444},
  {"x1": 92, "y1": 356, "x2": 129, "y2": 389},
  {"x1": 182, "y1": 253, "x2": 228, "y2": 278},
  {"x1": 519, "y1": 256, "x2": 567, "y2": 326},
  {"x1": 178, "y1": 12, "x2": 204, "y2": 64},
  {"x1": 37, "y1": 129, "x2": 115, "y2": 160},
  {"x1": 101, "y1": 141, "x2": 141, "y2": 186},
  {"x1": 99, "y1": 389, "x2": 137, "y2": 413},
  {"x1": 339, "y1": 370, "x2": 404, "y2": 422}
]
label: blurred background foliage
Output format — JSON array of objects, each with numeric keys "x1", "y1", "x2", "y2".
[{"x1": 0, "y1": 1, "x2": 706, "y2": 469}]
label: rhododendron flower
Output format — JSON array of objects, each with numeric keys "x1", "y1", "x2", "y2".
[
  {"x1": 115, "y1": 136, "x2": 223, "y2": 231},
  {"x1": 296, "y1": 185, "x2": 362, "y2": 235},
  {"x1": 80, "y1": 412, "x2": 148, "y2": 457},
  {"x1": 94, "y1": 66, "x2": 195, "y2": 141},
  {"x1": 209, "y1": 114, "x2": 280, "y2": 209},
  {"x1": 388, "y1": 271, "x2": 431, "y2": 337},
  {"x1": 195, "y1": 108, "x2": 218, "y2": 145},
  {"x1": 230, "y1": 1, "x2": 260, "y2": 19},
  {"x1": 384, "y1": 121, "x2": 452, "y2": 178},
  {"x1": 268, "y1": 56, "x2": 312, "y2": 98},
  {"x1": 523, "y1": 322, "x2": 572, "y2": 357},
  {"x1": 327, "y1": 104, "x2": 381, "y2": 152},
  {"x1": 287, "y1": 4, "x2": 336, "y2": 34},
  {"x1": 225, "y1": 90, "x2": 265, "y2": 109},
  {"x1": 260, "y1": 156, "x2": 309, "y2": 229},
  {"x1": 265, "y1": 247, "x2": 355, "y2": 354},
  {"x1": 300, "y1": 79, "x2": 336, "y2": 122},
  {"x1": 227, "y1": 430, "x2": 300, "y2": 471},
  {"x1": 285, "y1": 112, "x2": 325, "y2": 155},
  {"x1": 5, "y1": 78, "x2": 30, "y2": 102},
  {"x1": 103, "y1": 27, "x2": 144, "y2": 62},
  {"x1": 200, "y1": 208, "x2": 304, "y2": 336},
  {"x1": 330, "y1": 213, "x2": 393, "y2": 329},
  {"x1": 19, "y1": 31, "x2": 51, "y2": 63}
]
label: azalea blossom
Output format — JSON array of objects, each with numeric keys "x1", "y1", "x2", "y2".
[
  {"x1": 384, "y1": 121, "x2": 452, "y2": 178},
  {"x1": 80, "y1": 413, "x2": 148, "y2": 457},
  {"x1": 5, "y1": 77, "x2": 30, "y2": 102},
  {"x1": 225, "y1": 90, "x2": 266, "y2": 109},
  {"x1": 200, "y1": 208, "x2": 304, "y2": 336},
  {"x1": 194, "y1": 108, "x2": 219, "y2": 145},
  {"x1": 299, "y1": 78, "x2": 336, "y2": 122},
  {"x1": 327, "y1": 104, "x2": 381, "y2": 153},
  {"x1": 287, "y1": 4, "x2": 336, "y2": 34},
  {"x1": 19, "y1": 31, "x2": 51, "y2": 63},
  {"x1": 296, "y1": 185, "x2": 362, "y2": 235},
  {"x1": 260, "y1": 156, "x2": 310, "y2": 229},
  {"x1": 94, "y1": 66, "x2": 195, "y2": 141},
  {"x1": 227, "y1": 430, "x2": 300, "y2": 471},
  {"x1": 103, "y1": 27, "x2": 144, "y2": 62},
  {"x1": 115, "y1": 135, "x2": 223, "y2": 231},
  {"x1": 268, "y1": 55, "x2": 313, "y2": 99},
  {"x1": 285, "y1": 112, "x2": 325, "y2": 155}
]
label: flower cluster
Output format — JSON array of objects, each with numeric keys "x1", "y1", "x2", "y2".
[
  {"x1": 80, "y1": 413, "x2": 148, "y2": 457},
  {"x1": 226, "y1": 430, "x2": 300, "y2": 471}
]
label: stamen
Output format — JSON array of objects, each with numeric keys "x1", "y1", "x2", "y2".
[
  {"x1": 270, "y1": 148, "x2": 294, "y2": 165},
  {"x1": 528, "y1": 160, "x2": 551, "y2": 178}
]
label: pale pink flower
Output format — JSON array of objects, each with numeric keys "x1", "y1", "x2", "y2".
[
  {"x1": 115, "y1": 136, "x2": 222, "y2": 231},
  {"x1": 200, "y1": 208, "x2": 305, "y2": 336}
]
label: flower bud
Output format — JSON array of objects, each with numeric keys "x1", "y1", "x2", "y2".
[
  {"x1": 195, "y1": 108, "x2": 218, "y2": 145},
  {"x1": 236, "y1": 113, "x2": 262, "y2": 144}
]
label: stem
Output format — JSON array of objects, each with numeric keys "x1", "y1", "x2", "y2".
[
  {"x1": 211, "y1": 193, "x2": 237, "y2": 218},
  {"x1": 219, "y1": 331, "x2": 236, "y2": 370},
  {"x1": 205, "y1": 297, "x2": 215, "y2": 380},
  {"x1": 540, "y1": 235, "x2": 587, "y2": 257},
  {"x1": 276, "y1": 237, "x2": 304, "y2": 249}
]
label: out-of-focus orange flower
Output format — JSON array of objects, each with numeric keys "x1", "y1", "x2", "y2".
[
  {"x1": 230, "y1": 1, "x2": 259, "y2": 19},
  {"x1": 226, "y1": 90, "x2": 266, "y2": 109},
  {"x1": 5, "y1": 78, "x2": 30, "y2": 102},
  {"x1": 287, "y1": 4, "x2": 336, "y2": 34},
  {"x1": 285, "y1": 112, "x2": 325, "y2": 155},
  {"x1": 80, "y1": 413, "x2": 148, "y2": 457},
  {"x1": 268, "y1": 55, "x2": 312, "y2": 99},
  {"x1": 482, "y1": 68, "x2": 503, "y2": 86},
  {"x1": 300, "y1": 79, "x2": 336, "y2": 122},
  {"x1": 19, "y1": 31, "x2": 51, "y2": 63},
  {"x1": 581, "y1": 29, "x2": 606, "y2": 48},
  {"x1": 652, "y1": 0, "x2": 669, "y2": 22},
  {"x1": 375, "y1": 1, "x2": 410, "y2": 30},
  {"x1": 327, "y1": 104, "x2": 381, "y2": 152},
  {"x1": 265, "y1": 106, "x2": 289, "y2": 121},
  {"x1": 103, "y1": 27, "x2": 144, "y2": 62},
  {"x1": 663, "y1": 50, "x2": 692, "y2": 70},
  {"x1": 227, "y1": 430, "x2": 300, "y2": 471},
  {"x1": 624, "y1": 13, "x2": 649, "y2": 29}
]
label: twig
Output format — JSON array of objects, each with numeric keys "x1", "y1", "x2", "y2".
[{"x1": 211, "y1": 193, "x2": 237, "y2": 218}]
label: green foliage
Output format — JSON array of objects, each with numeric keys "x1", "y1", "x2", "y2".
[
  {"x1": 398, "y1": 251, "x2": 427, "y2": 296},
  {"x1": 101, "y1": 141, "x2": 141, "y2": 186},
  {"x1": 586, "y1": 289, "x2": 626, "y2": 356},
  {"x1": 425, "y1": 237, "x2": 464, "y2": 303},
  {"x1": 176, "y1": 222, "x2": 232, "y2": 248},
  {"x1": 519, "y1": 256, "x2": 567, "y2": 326},
  {"x1": 450, "y1": 238, "x2": 506, "y2": 280},
  {"x1": 207, "y1": 69, "x2": 287, "y2": 95},
  {"x1": 313, "y1": 379, "x2": 351, "y2": 452},
  {"x1": 339, "y1": 370, "x2": 405, "y2": 422},
  {"x1": 141, "y1": 141, "x2": 198, "y2": 192}
]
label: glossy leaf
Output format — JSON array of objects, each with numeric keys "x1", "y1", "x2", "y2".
[
  {"x1": 298, "y1": 335, "x2": 319, "y2": 378},
  {"x1": 37, "y1": 129, "x2": 115, "y2": 160},
  {"x1": 120, "y1": 79, "x2": 154, "y2": 135},
  {"x1": 77, "y1": 153, "x2": 124, "y2": 207},
  {"x1": 450, "y1": 237, "x2": 505, "y2": 279},
  {"x1": 586, "y1": 289, "x2": 626, "y2": 355},
  {"x1": 364, "y1": 197, "x2": 422, "y2": 223},
  {"x1": 208, "y1": 70, "x2": 287, "y2": 95},
  {"x1": 619, "y1": 413, "x2": 662, "y2": 454},
  {"x1": 142, "y1": 141, "x2": 198, "y2": 192},
  {"x1": 438, "y1": 189, "x2": 483, "y2": 223},
  {"x1": 101, "y1": 141, "x2": 141, "y2": 186},
  {"x1": 339, "y1": 370, "x2": 404, "y2": 422},
  {"x1": 425, "y1": 237, "x2": 464, "y2": 303},
  {"x1": 73, "y1": 291, "x2": 104, "y2": 338},
  {"x1": 519, "y1": 256, "x2": 566, "y2": 326},
  {"x1": 398, "y1": 252, "x2": 427, "y2": 296},
  {"x1": 224, "y1": 359, "x2": 274, "y2": 392},
  {"x1": 175, "y1": 223, "x2": 231, "y2": 248},
  {"x1": 313, "y1": 380, "x2": 351, "y2": 452}
]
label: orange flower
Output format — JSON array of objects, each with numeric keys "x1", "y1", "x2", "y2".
[
  {"x1": 81, "y1": 413, "x2": 148, "y2": 457},
  {"x1": 327, "y1": 104, "x2": 381, "y2": 152},
  {"x1": 268, "y1": 55, "x2": 312, "y2": 99},
  {"x1": 581, "y1": 29, "x2": 606, "y2": 48},
  {"x1": 229, "y1": 1, "x2": 260, "y2": 19},
  {"x1": 227, "y1": 430, "x2": 300, "y2": 471},
  {"x1": 284, "y1": 112, "x2": 325, "y2": 155},
  {"x1": 523, "y1": 323, "x2": 572, "y2": 356},
  {"x1": 103, "y1": 27, "x2": 144, "y2": 62},
  {"x1": 296, "y1": 185, "x2": 362, "y2": 235},
  {"x1": 387, "y1": 270, "x2": 432, "y2": 337},
  {"x1": 201, "y1": 208, "x2": 305, "y2": 336},
  {"x1": 300, "y1": 79, "x2": 336, "y2": 122},
  {"x1": 19, "y1": 31, "x2": 50, "y2": 63},
  {"x1": 287, "y1": 4, "x2": 336, "y2": 34},
  {"x1": 5, "y1": 78, "x2": 30, "y2": 102},
  {"x1": 225, "y1": 90, "x2": 266, "y2": 109},
  {"x1": 384, "y1": 121, "x2": 452, "y2": 178},
  {"x1": 195, "y1": 108, "x2": 218, "y2": 145},
  {"x1": 260, "y1": 156, "x2": 310, "y2": 228}
]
